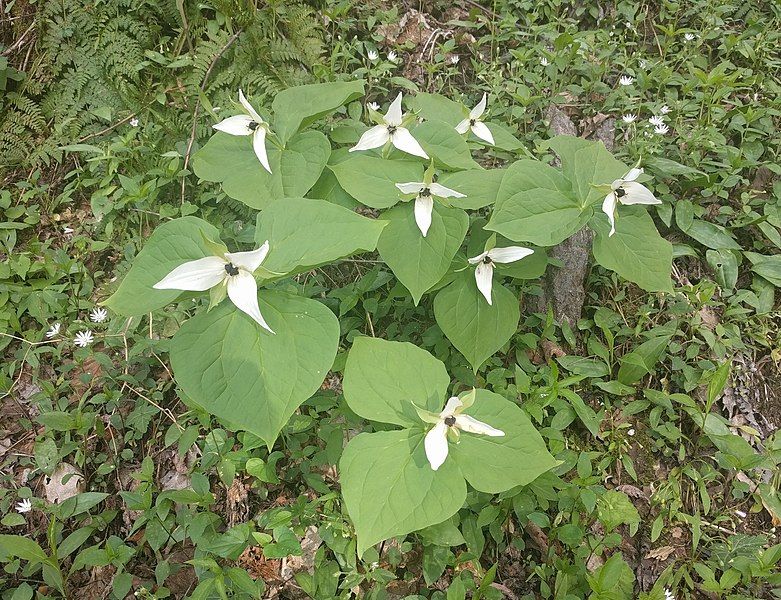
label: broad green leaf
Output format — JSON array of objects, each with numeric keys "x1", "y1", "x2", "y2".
[
  {"x1": 485, "y1": 122, "x2": 525, "y2": 152},
  {"x1": 433, "y1": 272, "x2": 520, "y2": 371},
  {"x1": 683, "y1": 219, "x2": 741, "y2": 250},
  {"x1": 254, "y1": 197, "x2": 386, "y2": 274},
  {"x1": 308, "y1": 166, "x2": 360, "y2": 209},
  {"x1": 377, "y1": 202, "x2": 469, "y2": 304},
  {"x1": 330, "y1": 155, "x2": 424, "y2": 209},
  {"x1": 0, "y1": 534, "x2": 49, "y2": 563},
  {"x1": 410, "y1": 92, "x2": 464, "y2": 126},
  {"x1": 465, "y1": 221, "x2": 548, "y2": 279},
  {"x1": 546, "y1": 135, "x2": 628, "y2": 207},
  {"x1": 438, "y1": 169, "x2": 505, "y2": 209},
  {"x1": 617, "y1": 336, "x2": 672, "y2": 384},
  {"x1": 193, "y1": 130, "x2": 330, "y2": 208},
  {"x1": 596, "y1": 491, "x2": 641, "y2": 534},
  {"x1": 745, "y1": 252, "x2": 781, "y2": 287},
  {"x1": 340, "y1": 429, "x2": 466, "y2": 557},
  {"x1": 587, "y1": 553, "x2": 635, "y2": 600},
  {"x1": 556, "y1": 356, "x2": 609, "y2": 378},
  {"x1": 103, "y1": 217, "x2": 219, "y2": 316},
  {"x1": 170, "y1": 291, "x2": 338, "y2": 446},
  {"x1": 271, "y1": 80, "x2": 365, "y2": 144},
  {"x1": 449, "y1": 390, "x2": 558, "y2": 493},
  {"x1": 343, "y1": 337, "x2": 450, "y2": 427},
  {"x1": 591, "y1": 208, "x2": 673, "y2": 293},
  {"x1": 412, "y1": 121, "x2": 482, "y2": 171}
]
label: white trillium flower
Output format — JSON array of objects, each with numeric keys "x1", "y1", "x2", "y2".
[
  {"x1": 90, "y1": 307, "x2": 108, "y2": 323},
  {"x1": 74, "y1": 330, "x2": 94, "y2": 348},
  {"x1": 395, "y1": 178, "x2": 465, "y2": 237},
  {"x1": 654, "y1": 123, "x2": 670, "y2": 135},
  {"x1": 46, "y1": 322, "x2": 61, "y2": 339},
  {"x1": 213, "y1": 89, "x2": 273, "y2": 174},
  {"x1": 619, "y1": 75, "x2": 635, "y2": 86},
  {"x1": 622, "y1": 113, "x2": 637, "y2": 123},
  {"x1": 467, "y1": 246, "x2": 534, "y2": 305},
  {"x1": 15, "y1": 499, "x2": 32, "y2": 514},
  {"x1": 601, "y1": 168, "x2": 661, "y2": 237},
  {"x1": 423, "y1": 396, "x2": 504, "y2": 471},
  {"x1": 349, "y1": 93, "x2": 429, "y2": 159},
  {"x1": 154, "y1": 241, "x2": 274, "y2": 333},
  {"x1": 455, "y1": 93, "x2": 495, "y2": 145}
]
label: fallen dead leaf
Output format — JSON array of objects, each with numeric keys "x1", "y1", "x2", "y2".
[
  {"x1": 646, "y1": 546, "x2": 676, "y2": 561},
  {"x1": 280, "y1": 526, "x2": 322, "y2": 581},
  {"x1": 45, "y1": 463, "x2": 85, "y2": 503}
]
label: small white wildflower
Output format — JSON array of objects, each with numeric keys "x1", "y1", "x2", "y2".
[
  {"x1": 129, "y1": 117, "x2": 139, "y2": 127},
  {"x1": 63, "y1": 226, "x2": 74, "y2": 234},
  {"x1": 540, "y1": 56, "x2": 549, "y2": 66},
  {"x1": 368, "y1": 102, "x2": 380, "y2": 111},
  {"x1": 627, "y1": 428, "x2": 636, "y2": 436},
  {"x1": 367, "y1": 50, "x2": 379, "y2": 61},
  {"x1": 74, "y1": 330, "x2": 95, "y2": 348},
  {"x1": 659, "y1": 104, "x2": 671, "y2": 114},
  {"x1": 654, "y1": 123, "x2": 670, "y2": 135},
  {"x1": 16, "y1": 499, "x2": 32, "y2": 513},
  {"x1": 619, "y1": 75, "x2": 634, "y2": 86},
  {"x1": 684, "y1": 33, "x2": 696, "y2": 42},
  {"x1": 664, "y1": 589, "x2": 675, "y2": 600},
  {"x1": 639, "y1": 59, "x2": 647, "y2": 69},
  {"x1": 387, "y1": 51, "x2": 397, "y2": 62},
  {"x1": 46, "y1": 323, "x2": 61, "y2": 339},
  {"x1": 450, "y1": 55, "x2": 460, "y2": 65},
  {"x1": 622, "y1": 114, "x2": 637, "y2": 124},
  {"x1": 89, "y1": 307, "x2": 108, "y2": 323},
  {"x1": 735, "y1": 509, "x2": 747, "y2": 518},
  {"x1": 649, "y1": 115, "x2": 665, "y2": 127}
]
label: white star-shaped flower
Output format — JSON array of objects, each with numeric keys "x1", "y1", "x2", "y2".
[
  {"x1": 684, "y1": 33, "x2": 696, "y2": 42},
  {"x1": 387, "y1": 51, "x2": 397, "y2": 62},
  {"x1": 349, "y1": 93, "x2": 428, "y2": 159},
  {"x1": 154, "y1": 241, "x2": 274, "y2": 333},
  {"x1": 74, "y1": 330, "x2": 94, "y2": 348},
  {"x1": 619, "y1": 75, "x2": 635, "y2": 86},
  {"x1": 450, "y1": 55, "x2": 460, "y2": 64},
  {"x1": 664, "y1": 589, "x2": 675, "y2": 600},
  {"x1": 649, "y1": 115, "x2": 665, "y2": 127},
  {"x1": 213, "y1": 89, "x2": 273, "y2": 174},
  {"x1": 659, "y1": 104, "x2": 671, "y2": 114},
  {"x1": 540, "y1": 56, "x2": 549, "y2": 66},
  {"x1": 455, "y1": 93, "x2": 495, "y2": 145},
  {"x1": 129, "y1": 117, "x2": 139, "y2": 127},
  {"x1": 46, "y1": 323, "x2": 61, "y2": 339},
  {"x1": 423, "y1": 395, "x2": 504, "y2": 471},
  {"x1": 654, "y1": 123, "x2": 670, "y2": 135},
  {"x1": 601, "y1": 167, "x2": 661, "y2": 236},
  {"x1": 622, "y1": 114, "x2": 637, "y2": 123},
  {"x1": 395, "y1": 178, "x2": 465, "y2": 237},
  {"x1": 90, "y1": 308, "x2": 108, "y2": 323},
  {"x1": 467, "y1": 246, "x2": 534, "y2": 305},
  {"x1": 368, "y1": 102, "x2": 379, "y2": 111},
  {"x1": 368, "y1": 50, "x2": 379, "y2": 61},
  {"x1": 15, "y1": 499, "x2": 32, "y2": 513}
]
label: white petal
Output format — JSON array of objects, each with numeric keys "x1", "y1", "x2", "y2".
[
  {"x1": 252, "y1": 127, "x2": 272, "y2": 173},
  {"x1": 470, "y1": 93, "x2": 487, "y2": 119},
  {"x1": 226, "y1": 271, "x2": 275, "y2": 333},
  {"x1": 238, "y1": 89, "x2": 263, "y2": 123},
  {"x1": 429, "y1": 182, "x2": 466, "y2": 199},
  {"x1": 213, "y1": 114, "x2": 254, "y2": 136},
  {"x1": 385, "y1": 92, "x2": 404, "y2": 126},
  {"x1": 471, "y1": 121, "x2": 495, "y2": 145},
  {"x1": 390, "y1": 127, "x2": 429, "y2": 159},
  {"x1": 488, "y1": 246, "x2": 534, "y2": 264},
  {"x1": 454, "y1": 414, "x2": 504, "y2": 436},
  {"x1": 624, "y1": 167, "x2": 643, "y2": 182},
  {"x1": 225, "y1": 241, "x2": 269, "y2": 272},
  {"x1": 467, "y1": 250, "x2": 489, "y2": 265},
  {"x1": 424, "y1": 421, "x2": 449, "y2": 471},
  {"x1": 414, "y1": 195, "x2": 434, "y2": 237},
  {"x1": 350, "y1": 125, "x2": 390, "y2": 152},
  {"x1": 455, "y1": 118, "x2": 471, "y2": 134},
  {"x1": 474, "y1": 261, "x2": 494, "y2": 305},
  {"x1": 395, "y1": 182, "x2": 426, "y2": 194},
  {"x1": 153, "y1": 257, "x2": 226, "y2": 291},
  {"x1": 441, "y1": 396, "x2": 463, "y2": 417},
  {"x1": 619, "y1": 181, "x2": 661, "y2": 205},
  {"x1": 602, "y1": 192, "x2": 617, "y2": 237}
]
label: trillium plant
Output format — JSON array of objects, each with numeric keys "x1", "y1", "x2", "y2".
[{"x1": 103, "y1": 81, "x2": 673, "y2": 556}]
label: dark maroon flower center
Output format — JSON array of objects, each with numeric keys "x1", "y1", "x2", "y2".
[
  {"x1": 444, "y1": 416, "x2": 456, "y2": 427},
  {"x1": 224, "y1": 262, "x2": 240, "y2": 276},
  {"x1": 615, "y1": 187, "x2": 627, "y2": 198}
]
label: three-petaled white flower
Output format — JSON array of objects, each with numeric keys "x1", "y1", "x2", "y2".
[
  {"x1": 422, "y1": 394, "x2": 504, "y2": 471},
  {"x1": 46, "y1": 323, "x2": 61, "y2": 339},
  {"x1": 601, "y1": 168, "x2": 661, "y2": 236},
  {"x1": 395, "y1": 173, "x2": 465, "y2": 237},
  {"x1": 468, "y1": 245, "x2": 534, "y2": 305},
  {"x1": 455, "y1": 93, "x2": 495, "y2": 145},
  {"x1": 154, "y1": 241, "x2": 274, "y2": 333},
  {"x1": 15, "y1": 499, "x2": 32, "y2": 514},
  {"x1": 622, "y1": 114, "x2": 637, "y2": 123},
  {"x1": 90, "y1": 307, "x2": 108, "y2": 323},
  {"x1": 350, "y1": 93, "x2": 429, "y2": 159},
  {"x1": 619, "y1": 75, "x2": 635, "y2": 86},
  {"x1": 74, "y1": 330, "x2": 94, "y2": 347},
  {"x1": 213, "y1": 89, "x2": 273, "y2": 174}
]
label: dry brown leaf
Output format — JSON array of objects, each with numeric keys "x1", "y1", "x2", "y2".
[
  {"x1": 646, "y1": 546, "x2": 676, "y2": 561},
  {"x1": 45, "y1": 463, "x2": 84, "y2": 503}
]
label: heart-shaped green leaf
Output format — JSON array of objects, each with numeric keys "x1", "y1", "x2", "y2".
[{"x1": 330, "y1": 155, "x2": 424, "y2": 209}]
